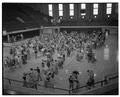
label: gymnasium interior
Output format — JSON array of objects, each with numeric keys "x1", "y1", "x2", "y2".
[{"x1": 2, "y1": 3, "x2": 118, "y2": 95}]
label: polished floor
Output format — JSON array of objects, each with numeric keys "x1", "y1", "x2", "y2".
[{"x1": 3, "y1": 29, "x2": 118, "y2": 94}]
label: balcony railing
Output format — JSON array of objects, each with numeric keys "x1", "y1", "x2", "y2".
[{"x1": 3, "y1": 72, "x2": 118, "y2": 94}]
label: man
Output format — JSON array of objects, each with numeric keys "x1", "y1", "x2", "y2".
[
  {"x1": 10, "y1": 48, "x2": 13, "y2": 55},
  {"x1": 67, "y1": 47, "x2": 70, "y2": 57},
  {"x1": 72, "y1": 71, "x2": 79, "y2": 89},
  {"x1": 4, "y1": 57, "x2": 8, "y2": 68},
  {"x1": 69, "y1": 75, "x2": 74, "y2": 92},
  {"x1": 11, "y1": 57, "x2": 16, "y2": 69},
  {"x1": 20, "y1": 33, "x2": 23, "y2": 40},
  {"x1": 35, "y1": 66, "x2": 42, "y2": 81},
  {"x1": 22, "y1": 53, "x2": 26, "y2": 65},
  {"x1": 54, "y1": 60, "x2": 58, "y2": 75},
  {"x1": 23, "y1": 73, "x2": 28, "y2": 87},
  {"x1": 24, "y1": 50, "x2": 28, "y2": 64},
  {"x1": 17, "y1": 55, "x2": 21, "y2": 68},
  {"x1": 87, "y1": 70, "x2": 95, "y2": 89},
  {"x1": 34, "y1": 46, "x2": 38, "y2": 59}
]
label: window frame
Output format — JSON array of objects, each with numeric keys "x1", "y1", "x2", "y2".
[
  {"x1": 106, "y1": 3, "x2": 112, "y2": 15},
  {"x1": 69, "y1": 4, "x2": 74, "y2": 16},
  {"x1": 93, "y1": 3, "x2": 99, "y2": 15},
  {"x1": 81, "y1": 3, "x2": 86, "y2": 16},
  {"x1": 81, "y1": 3, "x2": 86, "y2": 9},
  {"x1": 48, "y1": 4, "x2": 53, "y2": 16},
  {"x1": 59, "y1": 4, "x2": 63, "y2": 16}
]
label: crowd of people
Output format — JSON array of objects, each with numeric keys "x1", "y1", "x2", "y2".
[
  {"x1": 68, "y1": 69, "x2": 95, "y2": 93},
  {"x1": 4, "y1": 28, "x2": 108, "y2": 91},
  {"x1": 22, "y1": 67, "x2": 42, "y2": 89},
  {"x1": 9, "y1": 33, "x2": 23, "y2": 42}
]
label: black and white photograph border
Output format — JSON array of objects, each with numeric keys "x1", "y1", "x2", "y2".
[{"x1": 1, "y1": 0, "x2": 119, "y2": 96}]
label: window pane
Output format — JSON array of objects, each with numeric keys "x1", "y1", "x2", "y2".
[
  {"x1": 81, "y1": 13, "x2": 86, "y2": 15},
  {"x1": 49, "y1": 11, "x2": 53, "y2": 16},
  {"x1": 48, "y1": 4, "x2": 52, "y2": 10},
  {"x1": 69, "y1": 4, "x2": 74, "y2": 16},
  {"x1": 59, "y1": 11, "x2": 63, "y2": 16},
  {"x1": 70, "y1": 4, "x2": 74, "y2": 9},
  {"x1": 107, "y1": 8, "x2": 112, "y2": 14},
  {"x1": 70, "y1": 10, "x2": 74, "y2": 16},
  {"x1": 94, "y1": 4, "x2": 98, "y2": 8},
  {"x1": 107, "y1": 3, "x2": 112, "y2": 7},
  {"x1": 59, "y1": 4, "x2": 63, "y2": 10},
  {"x1": 81, "y1": 4, "x2": 86, "y2": 9},
  {"x1": 93, "y1": 9, "x2": 98, "y2": 15}
]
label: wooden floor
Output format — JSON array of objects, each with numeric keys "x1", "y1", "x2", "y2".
[{"x1": 3, "y1": 29, "x2": 118, "y2": 94}]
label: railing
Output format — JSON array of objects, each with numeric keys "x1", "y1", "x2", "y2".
[
  {"x1": 3, "y1": 36, "x2": 39, "y2": 47},
  {"x1": 3, "y1": 78, "x2": 69, "y2": 94},
  {"x1": 69, "y1": 73, "x2": 118, "y2": 94},
  {"x1": 3, "y1": 72, "x2": 118, "y2": 94}
]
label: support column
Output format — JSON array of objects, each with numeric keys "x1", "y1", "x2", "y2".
[
  {"x1": 40, "y1": 26, "x2": 43, "y2": 37},
  {"x1": 7, "y1": 34, "x2": 10, "y2": 43}
]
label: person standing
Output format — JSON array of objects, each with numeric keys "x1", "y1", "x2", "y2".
[
  {"x1": 35, "y1": 66, "x2": 42, "y2": 81},
  {"x1": 34, "y1": 47, "x2": 38, "y2": 59},
  {"x1": 23, "y1": 73, "x2": 28, "y2": 87},
  {"x1": 22, "y1": 54, "x2": 25, "y2": 65},
  {"x1": 87, "y1": 70, "x2": 95, "y2": 89},
  {"x1": 69, "y1": 75, "x2": 74, "y2": 93},
  {"x1": 17, "y1": 55, "x2": 21, "y2": 68},
  {"x1": 4, "y1": 57, "x2": 8, "y2": 68},
  {"x1": 20, "y1": 33, "x2": 23, "y2": 40},
  {"x1": 24, "y1": 51, "x2": 27, "y2": 64},
  {"x1": 54, "y1": 60, "x2": 58, "y2": 75}
]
